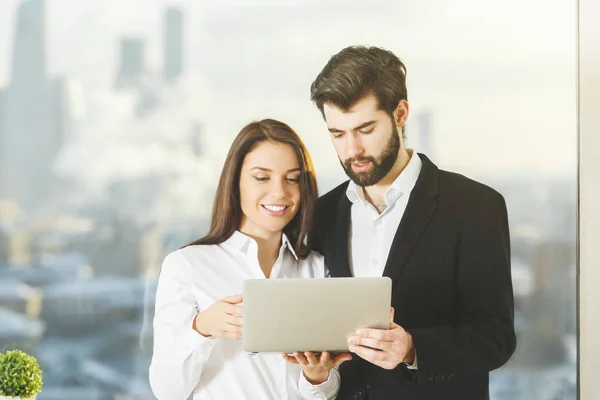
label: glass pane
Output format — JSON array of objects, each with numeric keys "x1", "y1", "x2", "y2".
[{"x1": 0, "y1": 1, "x2": 577, "y2": 399}]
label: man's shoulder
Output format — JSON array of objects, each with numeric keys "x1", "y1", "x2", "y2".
[
  {"x1": 316, "y1": 180, "x2": 350, "y2": 210},
  {"x1": 438, "y1": 168, "x2": 505, "y2": 205}
]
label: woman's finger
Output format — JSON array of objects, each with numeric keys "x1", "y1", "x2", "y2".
[
  {"x1": 222, "y1": 294, "x2": 244, "y2": 304},
  {"x1": 305, "y1": 351, "x2": 319, "y2": 365},
  {"x1": 319, "y1": 351, "x2": 331, "y2": 365},
  {"x1": 333, "y1": 352, "x2": 353, "y2": 367},
  {"x1": 223, "y1": 303, "x2": 244, "y2": 316},
  {"x1": 217, "y1": 329, "x2": 241, "y2": 340},
  {"x1": 226, "y1": 313, "x2": 243, "y2": 327},
  {"x1": 293, "y1": 352, "x2": 309, "y2": 366},
  {"x1": 282, "y1": 354, "x2": 299, "y2": 364}
]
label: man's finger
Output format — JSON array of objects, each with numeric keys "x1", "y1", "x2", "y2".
[
  {"x1": 350, "y1": 336, "x2": 390, "y2": 351},
  {"x1": 349, "y1": 345, "x2": 385, "y2": 365},
  {"x1": 222, "y1": 294, "x2": 244, "y2": 304},
  {"x1": 356, "y1": 328, "x2": 394, "y2": 341},
  {"x1": 390, "y1": 307, "x2": 395, "y2": 328}
]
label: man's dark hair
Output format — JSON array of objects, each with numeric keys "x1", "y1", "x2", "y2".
[{"x1": 310, "y1": 45, "x2": 408, "y2": 137}]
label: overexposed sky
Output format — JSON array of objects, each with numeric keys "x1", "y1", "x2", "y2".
[{"x1": 0, "y1": 0, "x2": 578, "y2": 193}]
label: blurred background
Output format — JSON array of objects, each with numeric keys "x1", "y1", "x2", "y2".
[{"x1": 0, "y1": 0, "x2": 578, "y2": 399}]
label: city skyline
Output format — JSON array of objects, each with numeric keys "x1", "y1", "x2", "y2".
[
  {"x1": 0, "y1": 2, "x2": 579, "y2": 398},
  {"x1": 0, "y1": 0, "x2": 578, "y2": 183}
]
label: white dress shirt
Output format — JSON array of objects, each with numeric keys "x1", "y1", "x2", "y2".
[
  {"x1": 347, "y1": 150, "x2": 422, "y2": 278},
  {"x1": 346, "y1": 150, "x2": 422, "y2": 369},
  {"x1": 149, "y1": 231, "x2": 340, "y2": 400}
]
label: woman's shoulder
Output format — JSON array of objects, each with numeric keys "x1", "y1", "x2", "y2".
[{"x1": 162, "y1": 242, "x2": 224, "y2": 269}]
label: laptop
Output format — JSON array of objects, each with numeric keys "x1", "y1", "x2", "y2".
[{"x1": 242, "y1": 277, "x2": 392, "y2": 353}]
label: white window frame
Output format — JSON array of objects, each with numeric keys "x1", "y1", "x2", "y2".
[{"x1": 578, "y1": 0, "x2": 600, "y2": 398}]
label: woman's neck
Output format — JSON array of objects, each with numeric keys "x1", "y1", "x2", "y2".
[{"x1": 239, "y1": 228, "x2": 282, "y2": 278}]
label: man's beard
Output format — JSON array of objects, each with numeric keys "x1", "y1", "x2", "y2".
[{"x1": 340, "y1": 124, "x2": 401, "y2": 187}]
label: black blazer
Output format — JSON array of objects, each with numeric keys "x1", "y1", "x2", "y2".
[{"x1": 311, "y1": 154, "x2": 516, "y2": 400}]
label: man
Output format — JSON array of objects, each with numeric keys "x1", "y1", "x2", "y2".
[{"x1": 309, "y1": 45, "x2": 516, "y2": 400}]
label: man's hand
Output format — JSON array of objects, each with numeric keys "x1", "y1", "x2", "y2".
[
  {"x1": 282, "y1": 351, "x2": 352, "y2": 384},
  {"x1": 347, "y1": 307, "x2": 415, "y2": 370}
]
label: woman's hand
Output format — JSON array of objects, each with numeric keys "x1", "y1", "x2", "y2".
[
  {"x1": 282, "y1": 351, "x2": 352, "y2": 384},
  {"x1": 193, "y1": 294, "x2": 243, "y2": 339}
]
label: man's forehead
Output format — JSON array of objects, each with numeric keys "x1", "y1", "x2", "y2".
[
  {"x1": 324, "y1": 94, "x2": 380, "y2": 114},
  {"x1": 324, "y1": 97, "x2": 384, "y2": 129}
]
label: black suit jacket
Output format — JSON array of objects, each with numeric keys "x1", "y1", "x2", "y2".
[{"x1": 311, "y1": 154, "x2": 516, "y2": 400}]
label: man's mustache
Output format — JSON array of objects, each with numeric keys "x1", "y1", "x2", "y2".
[{"x1": 344, "y1": 156, "x2": 376, "y2": 168}]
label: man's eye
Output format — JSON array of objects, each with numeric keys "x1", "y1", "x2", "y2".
[{"x1": 359, "y1": 128, "x2": 374, "y2": 134}]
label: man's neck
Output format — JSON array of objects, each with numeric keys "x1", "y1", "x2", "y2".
[{"x1": 362, "y1": 148, "x2": 412, "y2": 213}]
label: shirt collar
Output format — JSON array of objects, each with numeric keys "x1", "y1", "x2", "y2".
[
  {"x1": 223, "y1": 230, "x2": 298, "y2": 261},
  {"x1": 345, "y1": 150, "x2": 423, "y2": 206}
]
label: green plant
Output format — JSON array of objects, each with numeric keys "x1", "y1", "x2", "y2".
[{"x1": 0, "y1": 350, "x2": 43, "y2": 398}]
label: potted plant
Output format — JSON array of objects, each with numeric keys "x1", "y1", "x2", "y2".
[{"x1": 0, "y1": 350, "x2": 43, "y2": 400}]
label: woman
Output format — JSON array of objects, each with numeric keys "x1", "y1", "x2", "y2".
[{"x1": 149, "y1": 119, "x2": 351, "y2": 400}]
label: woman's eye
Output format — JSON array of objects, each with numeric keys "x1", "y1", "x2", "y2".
[
  {"x1": 286, "y1": 177, "x2": 300, "y2": 183},
  {"x1": 254, "y1": 176, "x2": 268, "y2": 182}
]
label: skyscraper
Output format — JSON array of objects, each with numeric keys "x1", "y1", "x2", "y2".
[
  {"x1": 164, "y1": 7, "x2": 183, "y2": 83},
  {"x1": 2, "y1": 0, "x2": 56, "y2": 209},
  {"x1": 116, "y1": 38, "x2": 146, "y2": 88},
  {"x1": 50, "y1": 77, "x2": 75, "y2": 149}
]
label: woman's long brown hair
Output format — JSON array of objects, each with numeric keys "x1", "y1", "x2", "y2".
[{"x1": 183, "y1": 119, "x2": 318, "y2": 259}]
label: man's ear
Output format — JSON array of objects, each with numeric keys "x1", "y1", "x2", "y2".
[{"x1": 394, "y1": 99, "x2": 410, "y2": 129}]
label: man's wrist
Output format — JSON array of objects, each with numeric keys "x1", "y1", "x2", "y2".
[{"x1": 402, "y1": 332, "x2": 416, "y2": 364}]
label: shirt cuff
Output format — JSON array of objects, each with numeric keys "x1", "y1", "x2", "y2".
[
  {"x1": 405, "y1": 351, "x2": 418, "y2": 370},
  {"x1": 182, "y1": 318, "x2": 216, "y2": 352},
  {"x1": 298, "y1": 369, "x2": 340, "y2": 400}
]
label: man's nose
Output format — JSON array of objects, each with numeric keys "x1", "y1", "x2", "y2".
[{"x1": 345, "y1": 133, "x2": 364, "y2": 159}]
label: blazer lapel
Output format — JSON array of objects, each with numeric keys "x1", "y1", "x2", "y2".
[
  {"x1": 330, "y1": 193, "x2": 353, "y2": 278},
  {"x1": 382, "y1": 154, "x2": 440, "y2": 287}
]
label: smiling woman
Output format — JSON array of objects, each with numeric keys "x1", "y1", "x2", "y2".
[
  {"x1": 149, "y1": 119, "x2": 351, "y2": 400},
  {"x1": 187, "y1": 119, "x2": 317, "y2": 259},
  {"x1": 239, "y1": 141, "x2": 303, "y2": 266}
]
